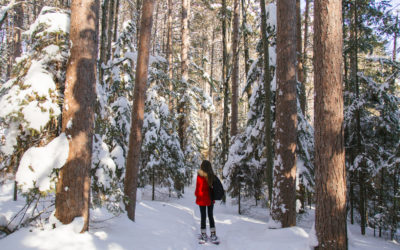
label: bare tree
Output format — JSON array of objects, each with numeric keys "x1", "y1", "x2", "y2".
[
  {"x1": 124, "y1": 0, "x2": 155, "y2": 221},
  {"x1": 314, "y1": 0, "x2": 347, "y2": 247},
  {"x1": 55, "y1": 0, "x2": 99, "y2": 233}
]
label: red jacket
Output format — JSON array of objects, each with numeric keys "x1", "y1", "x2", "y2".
[{"x1": 195, "y1": 171, "x2": 214, "y2": 206}]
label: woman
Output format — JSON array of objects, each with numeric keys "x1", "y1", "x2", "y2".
[{"x1": 195, "y1": 160, "x2": 218, "y2": 243}]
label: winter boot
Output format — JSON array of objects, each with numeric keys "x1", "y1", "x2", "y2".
[
  {"x1": 198, "y1": 229, "x2": 208, "y2": 243},
  {"x1": 210, "y1": 228, "x2": 218, "y2": 242}
]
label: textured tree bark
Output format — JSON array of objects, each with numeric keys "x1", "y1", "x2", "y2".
[
  {"x1": 221, "y1": 0, "x2": 230, "y2": 166},
  {"x1": 99, "y1": 0, "x2": 109, "y2": 83},
  {"x1": 167, "y1": 0, "x2": 173, "y2": 111},
  {"x1": 260, "y1": 0, "x2": 273, "y2": 207},
  {"x1": 113, "y1": 0, "x2": 120, "y2": 42},
  {"x1": 296, "y1": 0, "x2": 306, "y2": 114},
  {"x1": 124, "y1": 0, "x2": 155, "y2": 221},
  {"x1": 55, "y1": 0, "x2": 99, "y2": 233},
  {"x1": 241, "y1": 0, "x2": 250, "y2": 97},
  {"x1": 178, "y1": 0, "x2": 190, "y2": 149},
  {"x1": 231, "y1": 0, "x2": 239, "y2": 137},
  {"x1": 208, "y1": 28, "x2": 215, "y2": 161},
  {"x1": 271, "y1": 0, "x2": 297, "y2": 228},
  {"x1": 314, "y1": 0, "x2": 347, "y2": 248},
  {"x1": 106, "y1": 0, "x2": 115, "y2": 61},
  {"x1": 12, "y1": 3, "x2": 24, "y2": 201}
]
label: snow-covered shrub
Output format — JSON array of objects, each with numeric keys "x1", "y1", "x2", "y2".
[
  {"x1": 0, "y1": 7, "x2": 70, "y2": 233},
  {"x1": 0, "y1": 6, "x2": 69, "y2": 193}
]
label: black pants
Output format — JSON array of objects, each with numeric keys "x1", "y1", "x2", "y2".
[{"x1": 199, "y1": 204, "x2": 215, "y2": 229}]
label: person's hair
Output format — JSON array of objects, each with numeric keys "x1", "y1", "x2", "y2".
[{"x1": 200, "y1": 160, "x2": 215, "y2": 187}]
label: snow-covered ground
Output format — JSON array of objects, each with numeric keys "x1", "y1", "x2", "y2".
[{"x1": 0, "y1": 180, "x2": 399, "y2": 250}]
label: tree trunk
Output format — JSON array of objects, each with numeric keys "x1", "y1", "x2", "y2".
[
  {"x1": 260, "y1": 0, "x2": 273, "y2": 207},
  {"x1": 314, "y1": 0, "x2": 347, "y2": 248},
  {"x1": 178, "y1": 0, "x2": 190, "y2": 149},
  {"x1": 124, "y1": 0, "x2": 155, "y2": 221},
  {"x1": 107, "y1": 0, "x2": 115, "y2": 61},
  {"x1": 99, "y1": 0, "x2": 109, "y2": 83},
  {"x1": 231, "y1": 0, "x2": 239, "y2": 137},
  {"x1": 296, "y1": 0, "x2": 306, "y2": 114},
  {"x1": 151, "y1": 1, "x2": 159, "y2": 54},
  {"x1": 12, "y1": 3, "x2": 24, "y2": 201},
  {"x1": 302, "y1": 0, "x2": 310, "y2": 88},
  {"x1": 271, "y1": 0, "x2": 297, "y2": 228},
  {"x1": 55, "y1": 0, "x2": 99, "y2": 233},
  {"x1": 221, "y1": 0, "x2": 230, "y2": 166},
  {"x1": 209, "y1": 28, "x2": 215, "y2": 161},
  {"x1": 241, "y1": 0, "x2": 250, "y2": 95},
  {"x1": 167, "y1": 0, "x2": 173, "y2": 111},
  {"x1": 136, "y1": 0, "x2": 143, "y2": 47},
  {"x1": 113, "y1": 0, "x2": 120, "y2": 42}
]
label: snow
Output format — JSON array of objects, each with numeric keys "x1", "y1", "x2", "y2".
[
  {"x1": 0, "y1": 122, "x2": 19, "y2": 155},
  {"x1": 24, "y1": 7, "x2": 70, "y2": 37},
  {"x1": 1, "y1": 180, "x2": 399, "y2": 250},
  {"x1": 16, "y1": 133, "x2": 69, "y2": 192}
]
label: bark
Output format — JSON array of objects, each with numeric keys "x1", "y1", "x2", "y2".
[
  {"x1": 136, "y1": 0, "x2": 142, "y2": 47},
  {"x1": 260, "y1": 0, "x2": 273, "y2": 207},
  {"x1": 167, "y1": 0, "x2": 173, "y2": 111},
  {"x1": 178, "y1": 0, "x2": 190, "y2": 149},
  {"x1": 208, "y1": 28, "x2": 215, "y2": 161},
  {"x1": 271, "y1": 0, "x2": 297, "y2": 228},
  {"x1": 99, "y1": 0, "x2": 109, "y2": 83},
  {"x1": 55, "y1": 0, "x2": 99, "y2": 233},
  {"x1": 113, "y1": 0, "x2": 120, "y2": 42},
  {"x1": 221, "y1": 0, "x2": 230, "y2": 166},
  {"x1": 12, "y1": 3, "x2": 23, "y2": 73},
  {"x1": 152, "y1": 1, "x2": 159, "y2": 54},
  {"x1": 303, "y1": 0, "x2": 310, "y2": 82},
  {"x1": 314, "y1": 0, "x2": 347, "y2": 248},
  {"x1": 296, "y1": 0, "x2": 306, "y2": 114},
  {"x1": 106, "y1": 0, "x2": 115, "y2": 61},
  {"x1": 12, "y1": 3, "x2": 24, "y2": 201},
  {"x1": 124, "y1": 0, "x2": 155, "y2": 221},
  {"x1": 231, "y1": 0, "x2": 239, "y2": 137},
  {"x1": 241, "y1": 0, "x2": 250, "y2": 91}
]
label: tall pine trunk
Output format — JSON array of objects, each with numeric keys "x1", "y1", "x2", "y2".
[
  {"x1": 260, "y1": 0, "x2": 273, "y2": 207},
  {"x1": 113, "y1": 0, "x2": 119, "y2": 42},
  {"x1": 314, "y1": 0, "x2": 347, "y2": 248},
  {"x1": 271, "y1": 0, "x2": 297, "y2": 227},
  {"x1": 12, "y1": 3, "x2": 23, "y2": 201},
  {"x1": 296, "y1": 0, "x2": 306, "y2": 114},
  {"x1": 99, "y1": 0, "x2": 109, "y2": 83},
  {"x1": 106, "y1": 0, "x2": 115, "y2": 61},
  {"x1": 55, "y1": 0, "x2": 99, "y2": 233},
  {"x1": 231, "y1": 0, "x2": 239, "y2": 137},
  {"x1": 209, "y1": 28, "x2": 215, "y2": 161},
  {"x1": 242, "y1": 0, "x2": 250, "y2": 97},
  {"x1": 124, "y1": 0, "x2": 155, "y2": 221},
  {"x1": 167, "y1": 0, "x2": 173, "y2": 111},
  {"x1": 178, "y1": 0, "x2": 190, "y2": 149},
  {"x1": 221, "y1": 0, "x2": 230, "y2": 167}
]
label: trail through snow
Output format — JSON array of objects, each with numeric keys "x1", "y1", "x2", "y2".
[{"x1": 0, "y1": 181, "x2": 399, "y2": 250}]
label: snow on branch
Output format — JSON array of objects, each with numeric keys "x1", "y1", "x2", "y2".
[{"x1": 0, "y1": 0, "x2": 25, "y2": 27}]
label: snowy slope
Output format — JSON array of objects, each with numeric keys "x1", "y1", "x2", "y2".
[{"x1": 0, "y1": 180, "x2": 399, "y2": 250}]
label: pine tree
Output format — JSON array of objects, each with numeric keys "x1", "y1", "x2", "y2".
[
  {"x1": 124, "y1": 0, "x2": 155, "y2": 221},
  {"x1": 55, "y1": 0, "x2": 100, "y2": 232},
  {"x1": 314, "y1": 0, "x2": 347, "y2": 248},
  {"x1": 271, "y1": 0, "x2": 297, "y2": 227}
]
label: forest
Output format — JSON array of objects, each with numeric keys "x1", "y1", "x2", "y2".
[{"x1": 0, "y1": 0, "x2": 399, "y2": 249}]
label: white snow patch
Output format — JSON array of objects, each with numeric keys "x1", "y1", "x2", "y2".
[{"x1": 16, "y1": 133, "x2": 69, "y2": 192}]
